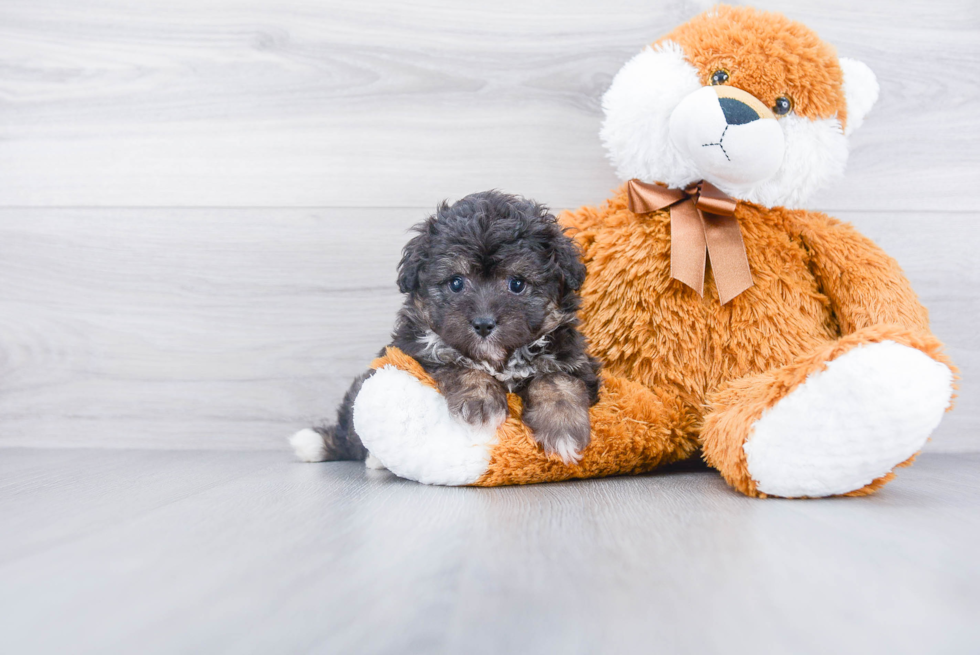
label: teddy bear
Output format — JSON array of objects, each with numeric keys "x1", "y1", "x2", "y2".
[{"x1": 348, "y1": 5, "x2": 956, "y2": 498}]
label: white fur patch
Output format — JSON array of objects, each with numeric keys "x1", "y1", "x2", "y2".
[
  {"x1": 289, "y1": 428, "x2": 328, "y2": 463},
  {"x1": 839, "y1": 58, "x2": 879, "y2": 136},
  {"x1": 600, "y1": 42, "x2": 702, "y2": 188},
  {"x1": 550, "y1": 436, "x2": 584, "y2": 465},
  {"x1": 724, "y1": 114, "x2": 849, "y2": 209},
  {"x1": 364, "y1": 453, "x2": 387, "y2": 470},
  {"x1": 351, "y1": 365, "x2": 496, "y2": 486},
  {"x1": 744, "y1": 341, "x2": 954, "y2": 498}
]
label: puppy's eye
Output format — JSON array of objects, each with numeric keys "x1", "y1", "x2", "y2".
[
  {"x1": 448, "y1": 275, "x2": 465, "y2": 293},
  {"x1": 710, "y1": 69, "x2": 729, "y2": 85},
  {"x1": 508, "y1": 277, "x2": 527, "y2": 294},
  {"x1": 773, "y1": 95, "x2": 792, "y2": 116}
]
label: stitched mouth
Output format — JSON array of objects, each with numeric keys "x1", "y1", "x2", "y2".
[{"x1": 701, "y1": 125, "x2": 731, "y2": 162}]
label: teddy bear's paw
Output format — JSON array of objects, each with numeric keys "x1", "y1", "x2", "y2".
[
  {"x1": 743, "y1": 341, "x2": 954, "y2": 498},
  {"x1": 351, "y1": 365, "x2": 497, "y2": 485}
]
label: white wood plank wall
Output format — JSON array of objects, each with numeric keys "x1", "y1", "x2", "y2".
[{"x1": 1, "y1": 0, "x2": 977, "y2": 451}]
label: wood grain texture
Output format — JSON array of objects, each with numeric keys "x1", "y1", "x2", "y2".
[
  {"x1": 0, "y1": 0, "x2": 977, "y2": 210},
  {"x1": 1, "y1": 449, "x2": 978, "y2": 654},
  {"x1": 0, "y1": 208, "x2": 975, "y2": 452}
]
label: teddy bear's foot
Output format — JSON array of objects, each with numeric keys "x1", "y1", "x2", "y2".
[
  {"x1": 352, "y1": 364, "x2": 498, "y2": 485},
  {"x1": 727, "y1": 340, "x2": 952, "y2": 498}
]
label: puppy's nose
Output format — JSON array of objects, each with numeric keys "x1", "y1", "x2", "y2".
[
  {"x1": 718, "y1": 97, "x2": 759, "y2": 125},
  {"x1": 471, "y1": 317, "x2": 496, "y2": 338}
]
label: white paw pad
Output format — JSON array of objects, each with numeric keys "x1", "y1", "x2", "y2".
[
  {"x1": 352, "y1": 366, "x2": 497, "y2": 486},
  {"x1": 744, "y1": 341, "x2": 953, "y2": 497}
]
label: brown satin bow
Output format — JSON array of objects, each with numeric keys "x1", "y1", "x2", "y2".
[{"x1": 626, "y1": 178, "x2": 753, "y2": 305}]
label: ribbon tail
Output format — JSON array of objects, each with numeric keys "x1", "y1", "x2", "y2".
[
  {"x1": 702, "y1": 212, "x2": 753, "y2": 304},
  {"x1": 669, "y1": 201, "x2": 707, "y2": 297}
]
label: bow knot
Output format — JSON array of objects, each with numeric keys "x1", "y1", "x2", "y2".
[{"x1": 626, "y1": 178, "x2": 753, "y2": 304}]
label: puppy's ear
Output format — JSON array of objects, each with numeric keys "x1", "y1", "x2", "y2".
[
  {"x1": 397, "y1": 228, "x2": 430, "y2": 294},
  {"x1": 552, "y1": 228, "x2": 587, "y2": 291}
]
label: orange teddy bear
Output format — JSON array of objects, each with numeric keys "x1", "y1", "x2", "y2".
[{"x1": 347, "y1": 5, "x2": 955, "y2": 497}]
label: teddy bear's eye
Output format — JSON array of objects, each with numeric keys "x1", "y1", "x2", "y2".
[
  {"x1": 773, "y1": 96, "x2": 793, "y2": 116},
  {"x1": 710, "y1": 70, "x2": 729, "y2": 85}
]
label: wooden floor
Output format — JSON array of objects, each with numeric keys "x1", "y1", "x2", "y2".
[{"x1": 2, "y1": 449, "x2": 978, "y2": 654}]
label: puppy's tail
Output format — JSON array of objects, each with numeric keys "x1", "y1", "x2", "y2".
[
  {"x1": 290, "y1": 369, "x2": 372, "y2": 463},
  {"x1": 289, "y1": 425, "x2": 367, "y2": 462}
]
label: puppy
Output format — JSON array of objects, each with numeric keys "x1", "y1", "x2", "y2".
[{"x1": 291, "y1": 190, "x2": 601, "y2": 466}]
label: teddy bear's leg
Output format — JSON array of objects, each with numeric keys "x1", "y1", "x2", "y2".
[
  {"x1": 352, "y1": 347, "x2": 699, "y2": 486},
  {"x1": 700, "y1": 326, "x2": 955, "y2": 498}
]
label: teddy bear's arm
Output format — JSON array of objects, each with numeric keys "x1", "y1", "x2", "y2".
[{"x1": 793, "y1": 210, "x2": 930, "y2": 334}]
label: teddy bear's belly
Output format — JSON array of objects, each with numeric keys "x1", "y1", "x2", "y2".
[{"x1": 577, "y1": 220, "x2": 838, "y2": 411}]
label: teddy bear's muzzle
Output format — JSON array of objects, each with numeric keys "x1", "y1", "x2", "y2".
[{"x1": 669, "y1": 85, "x2": 785, "y2": 188}]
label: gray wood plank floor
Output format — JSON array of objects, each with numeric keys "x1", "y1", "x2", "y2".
[{"x1": 1, "y1": 449, "x2": 978, "y2": 655}]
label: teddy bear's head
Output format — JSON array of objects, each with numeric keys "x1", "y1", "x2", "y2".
[{"x1": 601, "y1": 5, "x2": 879, "y2": 208}]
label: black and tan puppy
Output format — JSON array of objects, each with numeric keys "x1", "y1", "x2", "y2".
[{"x1": 291, "y1": 190, "x2": 600, "y2": 465}]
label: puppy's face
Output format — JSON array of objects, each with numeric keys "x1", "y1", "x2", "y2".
[
  {"x1": 398, "y1": 192, "x2": 586, "y2": 368},
  {"x1": 422, "y1": 253, "x2": 557, "y2": 367}
]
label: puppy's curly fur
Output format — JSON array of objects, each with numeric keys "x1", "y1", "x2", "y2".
[{"x1": 305, "y1": 190, "x2": 600, "y2": 464}]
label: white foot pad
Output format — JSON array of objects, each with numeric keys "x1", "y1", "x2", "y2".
[
  {"x1": 744, "y1": 341, "x2": 954, "y2": 497},
  {"x1": 352, "y1": 366, "x2": 497, "y2": 486}
]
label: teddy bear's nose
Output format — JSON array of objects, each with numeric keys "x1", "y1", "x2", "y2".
[
  {"x1": 719, "y1": 97, "x2": 760, "y2": 125},
  {"x1": 710, "y1": 85, "x2": 775, "y2": 124}
]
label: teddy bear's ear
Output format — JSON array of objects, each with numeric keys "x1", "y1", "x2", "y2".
[{"x1": 839, "y1": 58, "x2": 879, "y2": 136}]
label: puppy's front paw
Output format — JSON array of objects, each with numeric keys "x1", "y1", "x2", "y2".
[
  {"x1": 522, "y1": 373, "x2": 592, "y2": 464},
  {"x1": 524, "y1": 406, "x2": 591, "y2": 465},
  {"x1": 445, "y1": 383, "x2": 508, "y2": 430}
]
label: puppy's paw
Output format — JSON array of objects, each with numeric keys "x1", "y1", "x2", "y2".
[
  {"x1": 445, "y1": 383, "x2": 509, "y2": 430},
  {"x1": 522, "y1": 373, "x2": 592, "y2": 465},
  {"x1": 524, "y1": 407, "x2": 591, "y2": 465}
]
